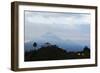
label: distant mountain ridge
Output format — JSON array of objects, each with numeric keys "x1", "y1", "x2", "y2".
[{"x1": 24, "y1": 32, "x2": 89, "y2": 52}]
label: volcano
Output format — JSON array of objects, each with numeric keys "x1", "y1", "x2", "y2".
[{"x1": 24, "y1": 32, "x2": 84, "y2": 52}]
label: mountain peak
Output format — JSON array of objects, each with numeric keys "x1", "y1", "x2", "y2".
[{"x1": 41, "y1": 32, "x2": 58, "y2": 38}]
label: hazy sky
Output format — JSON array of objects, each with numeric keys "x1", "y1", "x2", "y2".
[{"x1": 24, "y1": 11, "x2": 90, "y2": 45}]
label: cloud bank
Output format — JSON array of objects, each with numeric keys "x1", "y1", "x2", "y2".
[{"x1": 24, "y1": 11, "x2": 90, "y2": 46}]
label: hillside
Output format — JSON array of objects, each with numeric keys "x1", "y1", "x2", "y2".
[{"x1": 24, "y1": 45, "x2": 90, "y2": 61}]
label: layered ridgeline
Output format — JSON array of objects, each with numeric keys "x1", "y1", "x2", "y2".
[
  {"x1": 24, "y1": 32, "x2": 90, "y2": 52},
  {"x1": 24, "y1": 33, "x2": 90, "y2": 61}
]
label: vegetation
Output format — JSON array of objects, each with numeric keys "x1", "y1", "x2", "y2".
[
  {"x1": 33, "y1": 42, "x2": 37, "y2": 50},
  {"x1": 24, "y1": 42, "x2": 90, "y2": 61}
]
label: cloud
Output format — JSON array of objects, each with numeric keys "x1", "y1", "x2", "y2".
[
  {"x1": 24, "y1": 11, "x2": 90, "y2": 45},
  {"x1": 25, "y1": 11, "x2": 90, "y2": 26}
]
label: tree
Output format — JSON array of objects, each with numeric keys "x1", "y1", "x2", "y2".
[
  {"x1": 33, "y1": 42, "x2": 37, "y2": 50},
  {"x1": 83, "y1": 46, "x2": 90, "y2": 58},
  {"x1": 83, "y1": 46, "x2": 90, "y2": 52}
]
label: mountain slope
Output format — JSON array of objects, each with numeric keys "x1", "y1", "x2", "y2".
[{"x1": 24, "y1": 32, "x2": 84, "y2": 52}]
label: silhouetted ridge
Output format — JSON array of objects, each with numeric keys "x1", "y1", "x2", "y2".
[
  {"x1": 34, "y1": 45, "x2": 67, "y2": 60},
  {"x1": 24, "y1": 42, "x2": 90, "y2": 61}
]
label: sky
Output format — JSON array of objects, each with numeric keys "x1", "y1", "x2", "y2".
[{"x1": 24, "y1": 10, "x2": 90, "y2": 46}]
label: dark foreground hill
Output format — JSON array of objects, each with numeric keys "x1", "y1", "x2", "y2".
[{"x1": 24, "y1": 45, "x2": 90, "y2": 61}]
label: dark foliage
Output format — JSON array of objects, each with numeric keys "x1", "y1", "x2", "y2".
[
  {"x1": 33, "y1": 42, "x2": 37, "y2": 50},
  {"x1": 33, "y1": 42, "x2": 37, "y2": 47},
  {"x1": 24, "y1": 43, "x2": 90, "y2": 61}
]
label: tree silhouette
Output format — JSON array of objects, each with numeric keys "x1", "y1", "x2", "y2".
[
  {"x1": 33, "y1": 42, "x2": 37, "y2": 50},
  {"x1": 83, "y1": 46, "x2": 90, "y2": 52},
  {"x1": 25, "y1": 44, "x2": 91, "y2": 61},
  {"x1": 83, "y1": 46, "x2": 90, "y2": 58}
]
